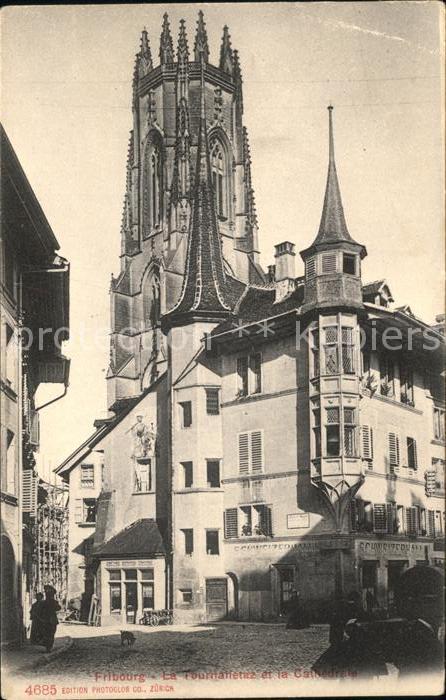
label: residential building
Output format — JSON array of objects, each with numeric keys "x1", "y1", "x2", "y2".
[
  {"x1": 56, "y1": 14, "x2": 444, "y2": 626},
  {"x1": 1, "y1": 126, "x2": 70, "y2": 643}
]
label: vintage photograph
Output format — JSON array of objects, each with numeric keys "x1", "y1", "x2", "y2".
[{"x1": 1, "y1": 2, "x2": 444, "y2": 697}]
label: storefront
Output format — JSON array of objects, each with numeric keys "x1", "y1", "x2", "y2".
[{"x1": 93, "y1": 518, "x2": 166, "y2": 626}]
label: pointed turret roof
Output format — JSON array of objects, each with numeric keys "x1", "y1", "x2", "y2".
[
  {"x1": 159, "y1": 13, "x2": 174, "y2": 64},
  {"x1": 219, "y1": 25, "x2": 233, "y2": 73},
  {"x1": 301, "y1": 106, "x2": 366, "y2": 258},
  {"x1": 162, "y1": 58, "x2": 235, "y2": 328},
  {"x1": 194, "y1": 10, "x2": 210, "y2": 63}
]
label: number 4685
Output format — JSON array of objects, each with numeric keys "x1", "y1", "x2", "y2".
[{"x1": 25, "y1": 685, "x2": 57, "y2": 695}]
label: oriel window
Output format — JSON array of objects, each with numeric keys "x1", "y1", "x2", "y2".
[
  {"x1": 323, "y1": 327, "x2": 339, "y2": 375},
  {"x1": 326, "y1": 407, "x2": 340, "y2": 457}
]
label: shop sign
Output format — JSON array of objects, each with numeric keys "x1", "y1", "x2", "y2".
[
  {"x1": 287, "y1": 513, "x2": 310, "y2": 529},
  {"x1": 104, "y1": 560, "x2": 150, "y2": 568},
  {"x1": 356, "y1": 540, "x2": 432, "y2": 560}
]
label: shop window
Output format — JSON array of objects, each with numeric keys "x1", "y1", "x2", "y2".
[
  {"x1": 206, "y1": 388, "x2": 220, "y2": 415},
  {"x1": 379, "y1": 355, "x2": 395, "y2": 397},
  {"x1": 181, "y1": 461, "x2": 193, "y2": 488},
  {"x1": 326, "y1": 407, "x2": 340, "y2": 457},
  {"x1": 400, "y1": 364, "x2": 414, "y2": 406},
  {"x1": 134, "y1": 459, "x2": 153, "y2": 493},
  {"x1": 180, "y1": 589, "x2": 193, "y2": 604},
  {"x1": 406, "y1": 437, "x2": 417, "y2": 470},
  {"x1": 181, "y1": 529, "x2": 193, "y2": 556},
  {"x1": 236, "y1": 353, "x2": 262, "y2": 397},
  {"x1": 238, "y1": 430, "x2": 264, "y2": 474},
  {"x1": 110, "y1": 583, "x2": 122, "y2": 613},
  {"x1": 80, "y1": 464, "x2": 94, "y2": 488},
  {"x1": 343, "y1": 253, "x2": 356, "y2": 275},
  {"x1": 206, "y1": 530, "x2": 219, "y2": 555},
  {"x1": 142, "y1": 582, "x2": 154, "y2": 610},
  {"x1": 433, "y1": 406, "x2": 445, "y2": 441},
  {"x1": 206, "y1": 460, "x2": 220, "y2": 488},
  {"x1": 180, "y1": 401, "x2": 192, "y2": 428}
]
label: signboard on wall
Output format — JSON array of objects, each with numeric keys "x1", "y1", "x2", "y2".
[{"x1": 287, "y1": 513, "x2": 310, "y2": 529}]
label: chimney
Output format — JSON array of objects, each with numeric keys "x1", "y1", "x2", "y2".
[
  {"x1": 274, "y1": 242, "x2": 296, "y2": 302},
  {"x1": 274, "y1": 241, "x2": 296, "y2": 281},
  {"x1": 267, "y1": 264, "x2": 276, "y2": 283}
]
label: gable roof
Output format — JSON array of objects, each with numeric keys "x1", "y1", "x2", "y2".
[{"x1": 93, "y1": 518, "x2": 165, "y2": 558}]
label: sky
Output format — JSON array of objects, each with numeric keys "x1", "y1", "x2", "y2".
[{"x1": 1, "y1": 2, "x2": 444, "y2": 480}]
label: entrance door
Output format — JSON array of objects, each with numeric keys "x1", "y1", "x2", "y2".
[
  {"x1": 387, "y1": 560, "x2": 407, "y2": 610},
  {"x1": 278, "y1": 568, "x2": 295, "y2": 616},
  {"x1": 205, "y1": 578, "x2": 227, "y2": 621},
  {"x1": 125, "y1": 582, "x2": 138, "y2": 623}
]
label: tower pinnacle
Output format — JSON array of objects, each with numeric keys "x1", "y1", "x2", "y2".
[
  {"x1": 219, "y1": 25, "x2": 234, "y2": 74},
  {"x1": 159, "y1": 13, "x2": 174, "y2": 64},
  {"x1": 194, "y1": 10, "x2": 210, "y2": 63},
  {"x1": 177, "y1": 19, "x2": 189, "y2": 63}
]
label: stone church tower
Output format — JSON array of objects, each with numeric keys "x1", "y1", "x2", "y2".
[{"x1": 107, "y1": 12, "x2": 264, "y2": 409}]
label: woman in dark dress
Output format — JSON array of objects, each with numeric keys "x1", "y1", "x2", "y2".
[
  {"x1": 30, "y1": 592, "x2": 44, "y2": 644},
  {"x1": 39, "y1": 586, "x2": 61, "y2": 652}
]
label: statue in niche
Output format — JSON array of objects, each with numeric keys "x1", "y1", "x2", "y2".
[{"x1": 127, "y1": 415, "x2": 156, "y2": 460}]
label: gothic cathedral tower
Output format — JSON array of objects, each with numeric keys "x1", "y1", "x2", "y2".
[{"x1": 107, "y1": 13, "x2": 263, "y2": 409}]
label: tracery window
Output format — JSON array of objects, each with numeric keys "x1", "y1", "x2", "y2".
[
  {"x1": 210, "y1": 138, "x2": 227, "y2": 218},
  {"x1": 142, "y1": 139, "x2": 163, "y2": 236}
]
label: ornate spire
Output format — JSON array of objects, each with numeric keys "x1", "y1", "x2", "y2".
[
  {"x1": 159, "y1": 13, "x2": 174, "y2": 64},
  {"x1": 177, "y1": 19, "x2": 189, "y2": 64},
  {"x1": 163, "y1": 57, "x2": 232, "y2": 326},
  {"x1": 138, "y1": 28, "x2": 153, "y2": 76},
  {"x1": 301, "y1": 106, "x2": 366, "y2": 260},
  {"x1": 242, "y1": 127, "x2": 258, "y2": 229},
  {"x1": 219, "y1": 26, "x2": 233, "y2": 74},
  {"x1": 194, "y1": 10, "x2": 209, "y2": 63},
  {"x1": 233, "y1": 50, "x2": 243, "y2": 117}
]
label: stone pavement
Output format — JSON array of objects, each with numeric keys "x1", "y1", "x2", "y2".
[{"x1": 2, "y1": 635, "x2": 73, "y2": 675}]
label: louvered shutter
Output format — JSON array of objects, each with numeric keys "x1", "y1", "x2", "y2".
[
  {"x1": 260, "y1": 505, "x2": 273, "y2": 536},
  {"x1": 22, "y1": 470, "x2": 37, "y2": 515},
  {"x1": 238, "y1": 433, "x2": 250, "y2": 474},
  {"x1": 251, "y1": 431, "x2": 263, "y2": 473},
  {"x1": 428, "y1": 510, "x2": 435, "y2": 537},
  {"x1": 406, "y1": 507, "x2": 417, "y2": 535},
  {"x1": 322, "y1": 253, "x2": 337, "y2": 273},
  {"x1": 373, "y1": 504, "x2": 387, "y2": 533},
  {"x1": 361, "y1": 426, "x2": 374, "y2": 466},
  {"x1": 306, "y1": 257, "x2": 316, "y2": 279},
  {"x1": 388, "y1": 433, "x2": 400, "y2": 471},
  {"x1": 386, "y1": 503, "x2": 396, "y2": 534},
  {"x1": 74, "y1": 499, "x2": 83, "y2": 523},
  {"x1": 224, "y1": 508, "x2": 238, "y2": 538}
]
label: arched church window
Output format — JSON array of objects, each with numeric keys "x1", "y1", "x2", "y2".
[
  {"x1": 210, "y1": 138, "x2": 227, "y2": 219},
  {"x1": 142, "y1": 139, "x2": 163, "y2": 237}
]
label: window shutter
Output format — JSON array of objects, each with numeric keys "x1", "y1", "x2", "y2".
[
  {"x1": 361, "y1": 426, "x2": 374, "y2": 464},
  {"x1": 260, "y1": 505, "x2": 273, "y2": 536},
  {"x1": 386, "y1": 503, "x2": 396, "y2": 534},
  {"x1": 251, "y1": 431, "x2": 263, "y2": 473},
  {"x1": 74, "y1": 499, "x2": 83, "y2": 523},
  {"x1": 406, "y1": 506, "x2": 417, "y2": 535},
  {"x1": 388, "y1": 432, "x2": 400, "y2": 470},
  {"x1": 322, "y1": 253, "x2": 337, "y2": 273},
  {"x1": 238, "y1": 433, "x2": 249, "y2": 474},
  {"x1": 428, "y1": 510, "x2": 435, "y2": 537},
  {"x1": 224, "y1": 508, "x2": 238, "y2": 538},
  {"x1": 373, "y1": 504, "x2": 388, "y2": 533},
  {"x1": 411, "y1": 439, "x2": 418, "y2": 470},
  {"x1": 22, "y1": 470, "x2": 37, "y2": 516},
  {"x1": 306, "y1": 257, "x2": 316, "y2": 279}
]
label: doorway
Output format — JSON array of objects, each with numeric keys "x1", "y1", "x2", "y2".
[
  {"x1": 387, "y1": 560, "x2": 408, "y2": 610},
  {"x1": 205, "y1": 578, "x2": 227, "y2": 621},
  {"x1": 278, "y1": 567, "x2": 295, "y2": 616},
  {"x1": 125, "y1": 581, "x2": 138, "y2": 623}
]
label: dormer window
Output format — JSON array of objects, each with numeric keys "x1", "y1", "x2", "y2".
[{"x1": 343, "y1": 253, "x2": 357, "y2": 275}]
